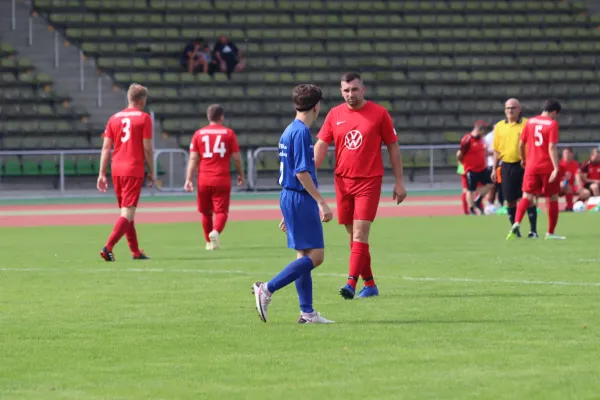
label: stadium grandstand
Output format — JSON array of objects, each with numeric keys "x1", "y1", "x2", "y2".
[{"x1": 1, "y1": 0, "x2": 600, "y2": 192}]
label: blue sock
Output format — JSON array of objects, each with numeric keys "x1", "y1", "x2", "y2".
[
  {"x1": 295, "y1": 271, "x2": 314, "y2": 314},
  {"x1": 267, "y1": 256, "x2": 314, "y2": 294}
]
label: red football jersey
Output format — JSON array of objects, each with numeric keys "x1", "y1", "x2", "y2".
[
  {"x1": 190, "y1": 123, "x2": 240, "y2": 186},
  {"x1": 317, "y1": 101, "x2": 397, "y2": 178},
  {"x1": 520, "y1": 115, "x2": 559, "y2": 174},
  {"x1": 459, "y1": 133, "x2": 487, "y2": 173},
  {"x1": 581, "y1": 160, "x2": 600, "y2": 181},
  {"x1": 104, "y1": 107, "x2": 152, "y2": 178},
  {"x1": 559, "y1": 159, "x2": 579, "y2": 185}
]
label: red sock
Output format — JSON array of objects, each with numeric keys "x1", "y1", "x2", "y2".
[
  {"x1": 348, "y1": 242, "x2": 369, "y2": 289},
  {"x1": 461, "y1": 192, "x2": 468, "y2": 214},
  {"x1": 515, "y1": 197, "x2": 531, "y2": 224},
  {"x1": 125, "y1": 220, "x2": 140, "y2": 255},
  {"x1": 201, "y1": 214, "x2": 213, "y2": 243},
  {"x1": 565, "y1": 193, "x2": 574, "y2": 210},
  {"x1": 105, "y1": 217, "x2": 130, "y2": 251},
  {"x1": 360, "y1": 251, "x2": 376, "y2": 287},
  {"x1": 214, "y1": 213, "x2": 228, "y2": 233},
  {"x1": 548, "y1": 200, "x2": 559, "y2": 234}
]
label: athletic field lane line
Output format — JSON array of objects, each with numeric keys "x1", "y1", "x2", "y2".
[{"x1": 0, "y1": 199, "x2": 460, "y2": 217}]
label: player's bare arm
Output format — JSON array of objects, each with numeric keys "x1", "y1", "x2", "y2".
[
  {"x1": 575, "y1": 170, "x2": 583, "y2": 189},
  {"x1": 231, "y1": 152, "x2": 245, "y2": 186},
  {"x1": 97, "y1": 135, "x2": 112, "y2": 192},
  {"x1": 387, "y1": 142, "x2": 407, "y2": 204},
  {"x1": 184, "y1": 151, "x2": 200, "y2": 192},
  {"x1": 278, "y1": 218, "x2": 286, "y2": 233},
  {"x1": 519, "y1": 139, "x2": 527, "y2": 169},
  {"x1": 548, "y1": 142, "x2": 560, "y2": 182},
  {"x1": 491, "y1": 151, "x2": 502, "y2": 182},
  {"x1": 491, "y1": 125, "x2": 500, "y2": 182},
  {"x1": 313, "y1": 139, "x2": 329, "y2": 169},
  {"x1": 295, "y1": 171, "x2": 332, "y2": 222},
  {"x1": 143, "y1": 138, "x2": 155, "y2": 187},
  {"x1": 456, "y1": 149, "x2": 464, "y2": 162}
]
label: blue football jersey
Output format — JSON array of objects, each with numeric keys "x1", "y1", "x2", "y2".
[{"x1": 278, "y1": 120, "x2": 318, "y2": 191}]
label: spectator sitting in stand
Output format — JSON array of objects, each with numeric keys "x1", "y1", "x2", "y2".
[
  {"x1": 200, "y1": 44, "x2": 219, "y2": 76},
  {"x1": 213, "y1": 35, "x2": 245, "y2": 79},
  {"x1": 180, "y1": 38, "x2": 204, "y2": 74}
]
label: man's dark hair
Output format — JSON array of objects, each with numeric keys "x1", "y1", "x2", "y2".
[
  {"x1": 542, "y1": 99, "x2": 562, "y2": 114},
  {"x1": 207, "y1": 104, "x2": 224, "y2": 122},
  {"x1": 564, "y1": 146, "x2": 573, "y2": 153},
  {"x1": 292, "y1": 84, "x2": 323, "y2": 112},
  {"x1": 341, "y1": 71, "x2": 362, "y2": 83}
]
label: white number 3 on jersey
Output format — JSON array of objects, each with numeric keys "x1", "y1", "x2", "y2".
[
  {"x1": 534, "y1": 125, "x2": 544, "y2": 147},
  {"x1": 202, "y1": 135, "x2": 227, "y2": 158}
]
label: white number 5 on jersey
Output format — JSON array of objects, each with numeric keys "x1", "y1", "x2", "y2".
[
  {"x1": 534, "y1": 125, "x2": 543, "y2": 147},
  {"x1": 202, "y1": 135, "x2": 227, "y2": 158}
]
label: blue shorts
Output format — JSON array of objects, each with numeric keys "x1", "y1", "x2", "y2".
[{"x1": 280, "y1": 188, "x2": 324, "y2": 251}]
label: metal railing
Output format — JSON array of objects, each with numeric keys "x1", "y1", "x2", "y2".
[
  {"x1": 153, "y1": 148, "x2": 189, "y2": 192},
  {"x1": 1, "y1": 142, "x2": 598, "y2": 194},
  {"x1": 247, "y1": 142, "x2": 600, "y2": 190},
  {"x1": 0, "y1": 147, "x2": 187, "y2": 193}
]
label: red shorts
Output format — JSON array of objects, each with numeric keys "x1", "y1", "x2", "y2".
[
  {"x1": 522, "y1": 172, "x2": 561, "y2": 197},
  {"x1": 112, "y1": 176, "x2": 144, "y2": 208},
  {"x1": 197, "y1": 185, "x2": 231, "y2": 215},
  {"x1": 334, "y1": 175, "x2": 382, "y2": 225}
]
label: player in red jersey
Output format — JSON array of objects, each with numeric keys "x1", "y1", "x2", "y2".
[
  {"x1": 456, "y1": 120, "x2": 494, "y2": 215},
  {"x1": 98, "y1": 83, "x2": 154, "y2": 261},
  {"x1": 507, "y1": 100, "x2": 564, "y2": 240},
  {"x1": 458, "y1": 164, "x2": 486, "y2": 215},
  {"x1": 558, "y1": 147, "x2": 581, "y2": 211},
  {"x1": 579, "y1": 148, "x2": 600, "y2": 201},
  {"x1": 314, "y1": 71, "x2": 407, "y2": 299},
  {"x1": 184, "y1": 104, "x2": 244, "y2": 250}
]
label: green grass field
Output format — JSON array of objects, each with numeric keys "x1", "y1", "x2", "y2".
[{"x1": 1, "y1": 214, "x2": 599, "y2": 399}]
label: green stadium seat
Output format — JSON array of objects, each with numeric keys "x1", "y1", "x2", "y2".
[{"x1": 40, "y1": 159, "x2": 59, "y2": 175}]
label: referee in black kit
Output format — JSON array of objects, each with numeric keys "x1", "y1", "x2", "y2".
[{"x1": 491, "y1": 98, "x2": 538, "y2": 238}]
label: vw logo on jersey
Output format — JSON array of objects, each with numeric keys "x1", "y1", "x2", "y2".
[{"x1": 344, "y1": 130, "x2": 363, "y2": 150}]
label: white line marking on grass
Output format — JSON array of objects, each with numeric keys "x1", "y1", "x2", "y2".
[
  {"x1": 402, "y1": 276, "x2": 600, "y2": 287},
  {"x1": 1, "y1": 268, "x2": 600, "y2": 287}
]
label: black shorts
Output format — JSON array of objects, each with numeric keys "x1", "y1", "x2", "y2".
[
  {"x1": 501, "y1": 161, "x2": 524, "y2": 202},
  {"x1": 583, "y1": 182, "x2": 599, "y2": 191},
  {"x1": 466, "y1": 168, "x2": 492, "y2": 191}
]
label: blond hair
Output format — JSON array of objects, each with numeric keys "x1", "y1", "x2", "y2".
[{"x1": 127, "y1": 83, "x2": 148, "y2": 103}]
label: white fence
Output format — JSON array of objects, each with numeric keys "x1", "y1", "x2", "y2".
[{"x1": 0, "y1": 143, "x2": 598, "y2": 195}]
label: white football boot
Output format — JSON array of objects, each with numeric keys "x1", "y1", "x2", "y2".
[
  {"x1": 298, "y1": 312, "x2": 335, "y2": 324},
  {"x1": 545, "y1": 233, "x2": 566, "y2": 240},
  {"x1": 252, "y1": 282, "x2": 271, "y2": 323},
  {"x1": 209, "y1": 230, "x2": 220, "y2": 250}
]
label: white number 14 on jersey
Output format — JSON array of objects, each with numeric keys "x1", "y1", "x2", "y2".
[{"x1": 202, "y1": 135, "x2": 227, "y2": 158}]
